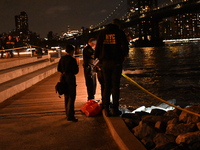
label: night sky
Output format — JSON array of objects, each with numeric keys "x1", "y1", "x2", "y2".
[
  {"x1": 0, "y1": 0, "x2": 169, "y2": 38},
  {"x1": 0, "y1": 0, "x2": 127, "y2": 38}
]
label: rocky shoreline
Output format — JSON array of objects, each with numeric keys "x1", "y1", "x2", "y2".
[
  {"x1": 119, "y1": 77, "x2": 200, "y2": 150},
  {"x1": 121, "y1": 105, "x2": 200, "y2": 150}
]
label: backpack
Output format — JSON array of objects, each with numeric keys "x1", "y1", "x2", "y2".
[{"x1": 55, "y1": 81, "x2": 67, "y2": 98}]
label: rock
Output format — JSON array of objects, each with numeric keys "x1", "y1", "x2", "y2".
[
  {"x1": 167, "y1": 143, "x2": 189, "y2": 150},
  {"x1": 132, "y1": 121, "x2": 158, "y2": 140},
  {"x1": 179, "y1": 106, "x2": 200, "y2": 123},
  {"x1": 121, "y1": 112, "x2": 141, "y2": 120},
  {"x1": 153, "y1": 142, "x2": 177, "y2": 150},
  {"x1": 151, "y1": 108, "x2": 166, "y2": 116},
  {"x1": 196, "y1": 122, "x2": 200, "y2": 130},
  {"x1": 135, "y1": 111, "x2": 150, "y2": 118},
  {"x1": 166, "y1": 123, "x2": 196, "y2": 136},
  {"x1": 141, "y1": 115, "x2": 161, "y2": 126},
  {"x1": 176, "y1": 130, "x2": 200, "y2": 144},
  {"x1": 142, "y1": 115, "x2": 173, "y2": 127},
  {"x1": 141, "y1": 137, "x2": 155, "y2": 149},
  {"x1": 153, "y1": 133, "x2": 176, "y2": 148},
  {"x1": 122, "y1": 105, "x2": 200, "y2": 150},
  {"x1": 122, "y1": 113, "x2": 141, "y2": 129},
  {"x1": 189, "y1": 142, "x2": 200, "y2": 150},
  {"x1": 123, "y1": 118, "x2": 139, "y2": 129},
  {"x1": 155, "y1": 121, "x2": 167, "y2": 132},
  {"x1": 167, "y1": 118, "x2": 179, "y2": 125},
  {"x1": 164, "y1": 108, "x2": 181, "y2": 117}
]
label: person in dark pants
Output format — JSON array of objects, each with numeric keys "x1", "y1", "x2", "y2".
[
  {"x1": 74, "y1": 45, "x2": 81, "y2": 65},
  {"x1": 83, "y1": 38, "x2": 97, "y2": 100},
  {"x1": 96, "y1": 64, "x2": 104, "y2": 101},
  {"x1": 95, "y1": 19, "x2": 129, "y2": 117},
  {"x1": 57, "y1": 44, "x2": 79, "y2": 122}
]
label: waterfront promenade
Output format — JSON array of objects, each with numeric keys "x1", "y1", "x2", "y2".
[
  {"x1": 0, "y1": 58, "x2": 118, "y2": 150},
  {"x1": 0, "y1": 57, "x2": 146, "y2": 150}
]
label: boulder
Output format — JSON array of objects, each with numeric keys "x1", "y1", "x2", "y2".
[
  {"x1": 166, "y1": 123, "x2": 196, "y2": 136},
  {"x1": 122, "y1": 113, "x2": 142, "y2": 129},
  {"x1": 176, "y1": 130, "x2": 200, "y2": 144},
  {"x1": 142, "y1": 115, "x2": 173, "y2": 127},
  {"x1": 153, "y1": 133, "x2": 176, "y2": 148},
  {"x1": 197, "y1": 122, "x2": 200, "y2": 130},
  {"x1": 123, "y1": 118, "x2": 139, "y2": 129},
  {"x1": 188, "y1": 142, "x2": 200, "y2": 150},
  {"x1": 152, "y1": 142, "x2": 177, "y2": 150},
  {"x1": 141, "y1": 137, "x2": 155, "y2": 149},
  {"x1": 155, "y1": 121, "x2": 167, "y2": 132},
  {"x1": 179, "y1": 106, "x2": 200, "y2": 123},
  {"x1": 167, "y1": 118, "x2": 179, "y2": 125},
  {"x1": 164, "y1": 108, "x2": 182, "y2": 117},
  {"x1": 132, "y1": 121, "x2": 158, "y2": 140},
  {"x1": 150, "y1": 108, "x2": 166, "y2": 116}
]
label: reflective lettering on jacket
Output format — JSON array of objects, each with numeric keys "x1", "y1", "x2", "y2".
[{"x1": 103, "y1": 34, "x2": 116, "y2": 44}]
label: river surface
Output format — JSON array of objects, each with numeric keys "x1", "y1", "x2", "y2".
[{"x1": 120, "y1": 43, "x2": 200, "y2": 111}]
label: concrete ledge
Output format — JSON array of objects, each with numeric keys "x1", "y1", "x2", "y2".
[
  {"x1": 0, "y1": 55, "x2": 49, "y2": 70},
  {"x1": 0, "y1": 58, "x2": 59, "y2": 84},
  {"x1": 0, "y1": 63, "x2": 58, "y2": 103},
  {"x1": 102, "y1": 110, "x2": 147, "y2": 150}
]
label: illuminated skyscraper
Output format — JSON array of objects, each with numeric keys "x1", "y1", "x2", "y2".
[
  {"x1": 127, "y1": 0, "x2": 159, "y2": 42},
  {"x1": 127, "y1": 0, "x2": 157, "y2": 17},
  {"x1": 173, "y1": 13, "x2": 200, "y2": 38},
  {"x1": 15, "y1": 11, "x2": 29, "y2": 33}
]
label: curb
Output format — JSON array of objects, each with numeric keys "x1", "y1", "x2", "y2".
[{"x1": 102, "y1": 110, "x2": 147, "y2": 150}]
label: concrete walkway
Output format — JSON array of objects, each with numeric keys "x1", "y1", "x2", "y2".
[
  {"x1": 0, "y1": 60, "x2": 120, "y2": 150},
  {"x1": 0, "y1": 58, "x2": 146, "y2": 150}
]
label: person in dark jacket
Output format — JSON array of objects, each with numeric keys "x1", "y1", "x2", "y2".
[
  {"x1": 83, "y1": 38, "x2": 97, "y2": 100},
  {"x1": 57, "y1": 44, "x2": 79, "y2": 122},
  {"x1": 15, "y1": 36, "x2": 23, "y2": 57},
  {"x1": 95, "y1": 19, "x2": 129, "y2": 117},
  {"x1": 5, "y1": 35, "x2": 15, "y2": 58}
]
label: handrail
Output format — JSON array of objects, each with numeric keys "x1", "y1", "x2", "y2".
[{"x1": 0, "y1": 46, "x2": 27, "y2": 52}]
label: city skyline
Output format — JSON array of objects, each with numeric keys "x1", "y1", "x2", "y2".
[
  {"x1": 0, "y1": 0, "x2": 127, "y2": 38},
  {"x1": 0, "y1": 0, "x2": 187, "y2": 38}
]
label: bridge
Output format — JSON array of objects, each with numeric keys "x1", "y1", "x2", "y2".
[{"x1": 74, "y1": 0, "x2": 200, "y2": 47}]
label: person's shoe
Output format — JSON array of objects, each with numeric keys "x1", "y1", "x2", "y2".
[{"x1": 67, "y1": 117, "x2": 78, "y2": 122}]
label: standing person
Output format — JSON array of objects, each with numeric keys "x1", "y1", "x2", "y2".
[
  {"x1": 0, "y1": 35, "x2": 5, "y2": 58},
  {"x1": 5, "y1": 35, "x2": 15, "y2": 58},
  {"x1": 74, "y1": 45, "x2": 81, "y2": 65},
  {"x1": 57, "y1": 44, "x2": 79, "y2": 122},
  {"x1": 95, "y1": 19, "x2": 129, "y2": 117},
  {"x1": 15, "y1": 36, "x2": 23, "y2": 57},
  {"x1": 0, "y1": 34, "x2": 7, "y2": 58},
  {"x1": 83, "y1": 38, "x2": 97, "y2": 101},
  {"x1": 96, "y1": 63, "x2": 104, "y2": 101}
]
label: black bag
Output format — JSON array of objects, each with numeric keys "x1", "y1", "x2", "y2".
[{"x1": 55, "y1": 82, "x2": 67, "y2": 97}]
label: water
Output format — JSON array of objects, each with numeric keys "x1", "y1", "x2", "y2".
[{"x1": 120, "y1": 43, "x2": 200, "y2": 110}]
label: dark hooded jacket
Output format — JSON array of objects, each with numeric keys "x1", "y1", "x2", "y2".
[{"x1": 95, "y1": 24, "x2": 129, "y2": 63}]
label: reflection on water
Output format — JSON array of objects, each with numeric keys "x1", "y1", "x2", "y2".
[{"x1": 122, "y1": 44, "x2": 200, "y2": 108}]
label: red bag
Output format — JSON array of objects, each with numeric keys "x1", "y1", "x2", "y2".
[{"x1": 80, "y1": 100, "x2": 102, "y2": 117}]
